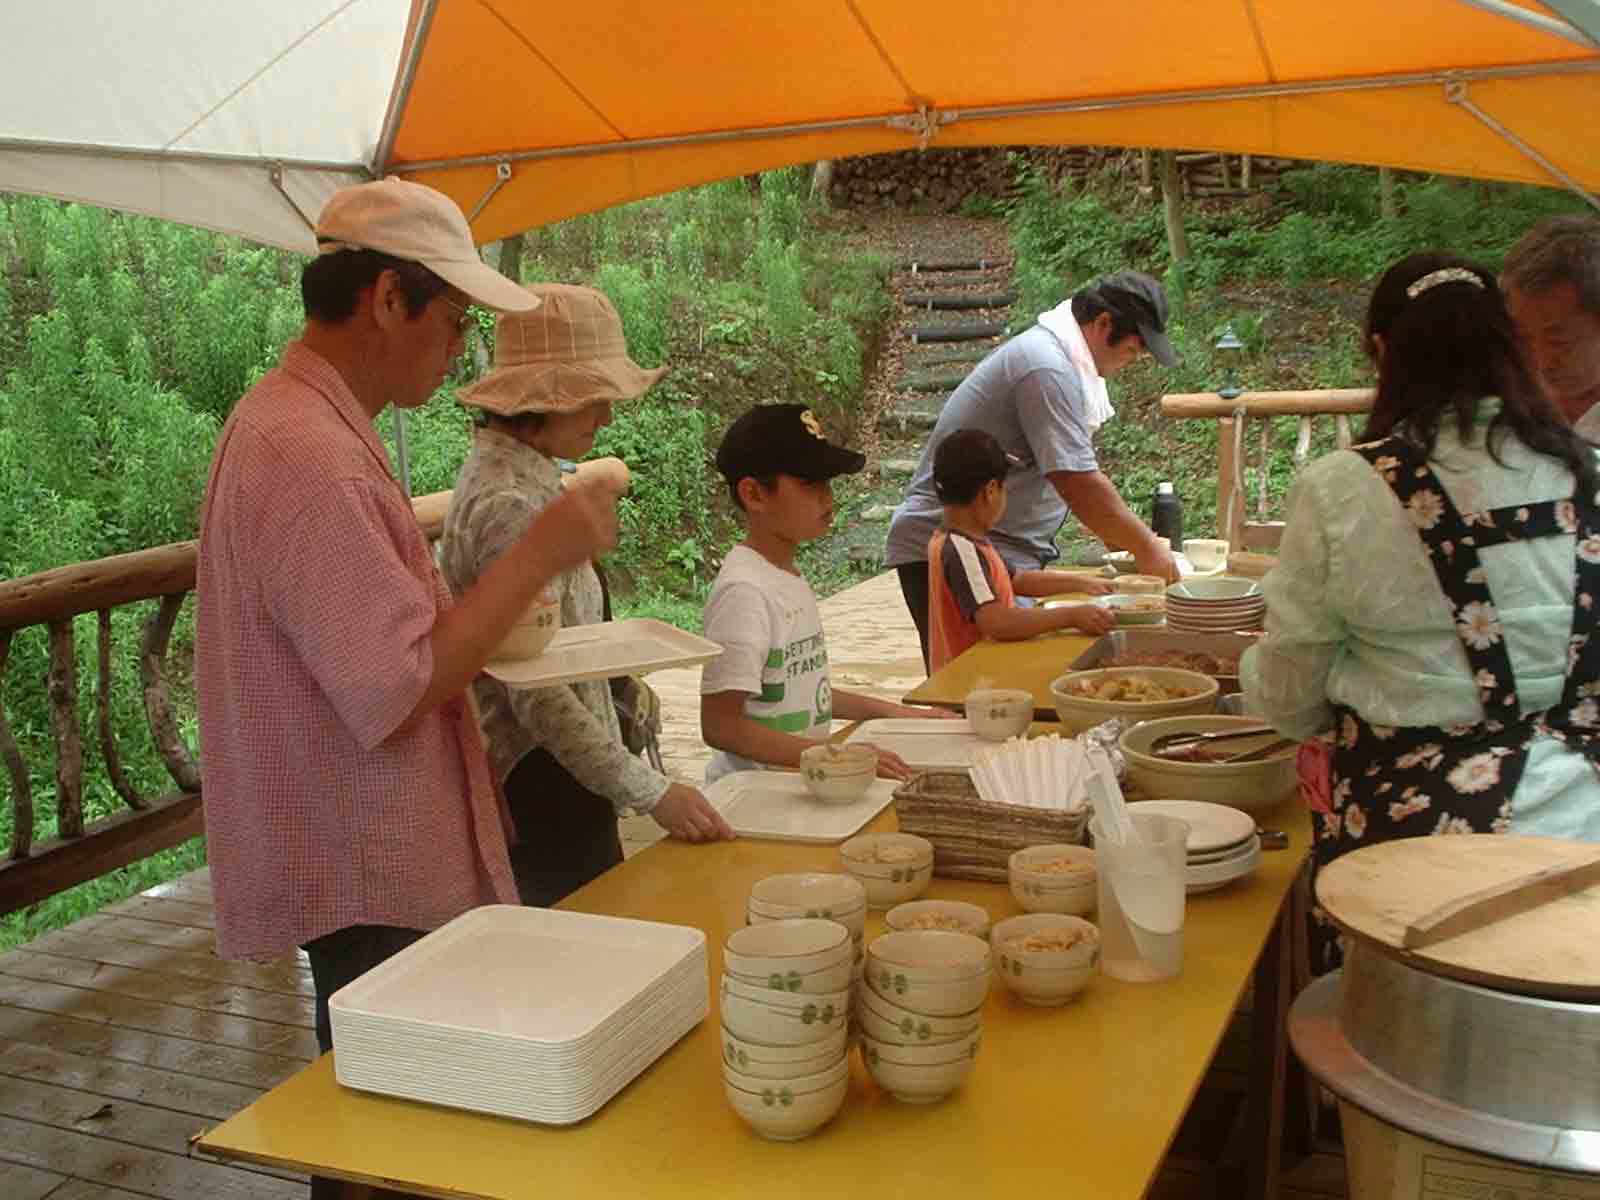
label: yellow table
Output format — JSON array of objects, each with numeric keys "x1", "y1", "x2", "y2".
[
  {"x1": 199, "y1": 799, "x2": 1312, "y2": 1200},
  {"x1": 904, "y1": 630, "x2": 1099, "y2": 718}
]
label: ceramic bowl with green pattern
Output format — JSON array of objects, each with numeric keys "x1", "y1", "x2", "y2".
[
  {"x1": 1008, "y1": 844, "x2": 1097, "y2": 916},
  {"x1": 854, "y1": 994, "x2": 979, "y2": 1047},
  {"x1": 861, "y1": 1033, "x2": 979, "y2": 1103},
  {"x1": 724, "y1": 1072, "x2": 848, "y2": 1140},
  {"x1": 864, "y1": 930, "x2": 991, "y2": 1017},
  {"x1": 990, "y1": 913, "x2": 1100, "y2": 1007},
  {"x1": 723, "y1": 1050, "x2": 849, "y2": 1096},
  {"x1": 721, "y1": 977, "x2": 851, "y2": 1046},
  {"x1": 839, "y1": 832, "x2": 934, "y2": 908},
  {"x1": 724, "y1": 918, "x2": 853, "y2": 984},
  {"x1": 748, "y1": 872, "x2": 868, "y2": 941},
  {"x1": 721, "y1": 1024, "x2": 847, "y2": 1079},
  {"x1": 883, "y1": 899, "x2": 992, "y2": 939}
]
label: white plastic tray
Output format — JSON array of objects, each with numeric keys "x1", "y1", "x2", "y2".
[
  {"x1": 485, "y1": 618, "x2": 722, "y2": 687},
  {"x1": 843, "y1": 718, "x2": 990, "y2": 771},
  {"x1": 705, "y1": 770, "x2": 896, "y2": 843}
]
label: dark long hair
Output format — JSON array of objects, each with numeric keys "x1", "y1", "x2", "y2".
[{"x1": 1359, "y1": 252, "x2": 1599, "y2": 501}]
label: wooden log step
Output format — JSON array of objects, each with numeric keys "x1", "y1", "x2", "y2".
[
  {"x1": 901, "y1": 291, "x2": 1017, "y2": 311},
  {"x1": 901, "y1": 257, "x2": 1010, "y2": 273},
  {"x1": 877, "y1": 396, "x2": 946, "y2": 435},
  {"x1": 903, "y1": 342, "x2": 998, "y2": 370},
  {"x1": 902, "y1": 368, "x2": 969, "y2": 393},
  {"x1": 911, "y1": 319, "x2": 1008, "y2": 344},
  {"x1": 900, "y1": 270, "x2": 1011, "y2": 288}
]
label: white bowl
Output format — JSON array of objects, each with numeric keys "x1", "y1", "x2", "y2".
[
  {"x1": 723, "y1": 919, "x2": 853, "y2": 980},
  {"x1": 747, "y1": 904, "x2": 867, "y2": 944},
  {"x1": 1049, "y1": 666, "x2": 1218, "y2": 734},
  {"x1": 720, "y1": 979, "x2": 850, "y2": 1046},
  {"x1": 963, "y1": 687, "x2": 1034, "y2": 741},
  {"x1": 990, "y1": 914, "x2": 1100, "y2": 1006},
  {"x1": 1183, "y1": 539, "x2": 1230, "y2": 572},
  {"x1": 725, "y1": 1073, "x2": 848, "y2": 1140},
  {"x1": 722, "y1": 1050, "x2": 848, "y2": 1096},
  {"x1": 865, "y1": 930, "x2": 991, "y2": 1016},
  {"x1": 859, "y1": 1025, "x2": 981, "y2": 1066},
  {"x1": 798, "y1": 743, "x2": 878, "y2": 805},
  {"x1": 861, "y1": 1036, "x2": 978, "y2": 1103},
  {"x1": 749, "y1": 872, "x2": 867, "y2": 919},
  {"x1": 489, "y1": 595, "x2": 560, "y2": 662},
  {"x1": 857, "y1": 982, "x2": 983, "y2": 1043},
  {"x1": 721, "y1": 1024, "x2": 848, "y2": 1076},
  {"x1": 1008, "y1": 844, "x2": 1098, "y2": 915},
  {"x1": 884, "y1": 899, "x2": 992, "y2": 939},
  {"x1": 1119, "y1": 715, "x2": 1297, "y2": 815},
  {"x1": 725, "y1": 958, "x2": 854, "y2": 996}
]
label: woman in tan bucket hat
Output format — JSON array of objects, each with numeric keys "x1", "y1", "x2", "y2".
[{"x1": 441, "y1": 283, "x2": 734, "y2": 908}]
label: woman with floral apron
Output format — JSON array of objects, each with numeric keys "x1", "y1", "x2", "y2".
[{"x1": 1242, "y1": 254, "x2": 1600, "y2": 973}]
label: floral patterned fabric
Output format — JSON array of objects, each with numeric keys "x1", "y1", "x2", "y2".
[{"x1": 1309, "y1": 435, "x2": 1600, "y2": 971}]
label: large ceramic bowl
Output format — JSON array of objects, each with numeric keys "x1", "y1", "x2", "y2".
[
  {"x1": 489, "y1": 594, "x2": 561, "y2": 662},
  {"x1": 838, "y1": 832, "x2": 934, "y2": 908},
  {"x1": 721, "y1": 1024, "x2": 848, "y2": 1078},
  {"x1": 724, "y1": 1073, "x2": 848, "y2": 1140},
  {"x1": 884, "y1": 899, "x2": 992, "y2": 939},
  {"x1": 1049, "y1": 666, "x2": 1218, "y2": 734},
  {"x1": 1119, "y1": 714, "x2": 1297, "y2": 814},
  {"x1": 1007, "y1": 844, "x2": 1097, "y2": 916},
  {"x1": 1167, "y1": 576, "x2": 1261, "y2": 602},
  {"x1": 723, "y1": 918, "x2": 853, "y2": 982},
  {"x1": 990, "y1": 914, "x2": 1100, "y2": 1007},
  {"x1": 963, "y1": 687, "x2": 1034, "y2": 740},
  {"x1": 865, "y1": 930, "x2": 991, "y2": 1017},
  {"x1": 798, "y1": 743, "x2": 878, "y2": 805}
]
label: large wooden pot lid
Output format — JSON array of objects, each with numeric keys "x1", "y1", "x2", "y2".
[{"x1": 1317, "y1": 835, "x2": 1600, "y2": 1000}]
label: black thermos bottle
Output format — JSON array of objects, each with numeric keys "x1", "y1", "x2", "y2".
[{"x1": 1151, "y1": 481, "x2": 1184, "y2": 553}]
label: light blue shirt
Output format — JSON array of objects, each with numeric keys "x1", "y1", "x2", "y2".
[{"x1": 1241, "y1": 402, "x2": 1600, "y2": 841}]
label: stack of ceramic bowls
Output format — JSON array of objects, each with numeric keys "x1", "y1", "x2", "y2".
[
  {"x1": 838, "y1": 832, "x2": 934, "y2": 910},
  {"x1": 858, "y1": 930, "x2": 989, "y2": 1103},
  {"x1": 720, "y1": 918, "x2": 853, "y2": 1140},
  {"x1": 1164, "y1": 576, "x2": 1266, "y2": 634}
]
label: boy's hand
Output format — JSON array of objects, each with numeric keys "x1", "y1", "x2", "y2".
[
  {"x1": 651, "y1": 783, "x2": 736, "y2": 842},
  {"x1": 1063, "y1": 604, "x2": 1117, "y2": 636},
  {"x1": 857, "y1": 743, "x2": 915, "y2": 782}
]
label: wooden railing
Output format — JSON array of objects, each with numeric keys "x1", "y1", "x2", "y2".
[
  {"x1": 0, "y1": 490, "x2": 452, "y2": 916},
  {"x1": 1160, "y1": 389, "x2": 1375, "y2": 552}
]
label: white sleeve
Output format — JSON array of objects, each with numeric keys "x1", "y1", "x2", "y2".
[{"x1": 700, "y1": 581, "x2": 772, "y2": 697}]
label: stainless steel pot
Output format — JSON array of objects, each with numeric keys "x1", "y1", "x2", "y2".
[{"x1": 1289, "y1": 938, "x2": 1600, "y2": 1175}]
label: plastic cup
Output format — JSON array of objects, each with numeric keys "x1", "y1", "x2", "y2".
[{"x1": 1089, "y1": 812, "x2": 1190, "y2": 982}]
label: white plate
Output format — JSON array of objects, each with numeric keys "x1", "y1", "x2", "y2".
[
  {"x1": 1186, "y1": 836, "x2": 1262, "y2": 893},
  {"x1": 706, "y1": 771, "x2": 897, "y2": 843},
  {"x1": 843, "y1": 719, "x2": 989, "y2": 771},
  {"x1": 484, "y1": 618, "x2": 723, "y2": 687},
  {"x1": 1128, "y1": 799, "x2": 1256, "y2": 853}
]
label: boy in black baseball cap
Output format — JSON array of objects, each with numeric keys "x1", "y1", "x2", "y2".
[
  {"x1": 699, "y1": 404, "x2": 941, "y2": 785},
  {"x1": 927, "y1": 429, "x2": 1113, "y2": 671}
]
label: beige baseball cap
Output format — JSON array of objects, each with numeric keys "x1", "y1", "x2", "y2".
[{"x1": 315, "y1": 178, "x2": 537, "y2": 313}]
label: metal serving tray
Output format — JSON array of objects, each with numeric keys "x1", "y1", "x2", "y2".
[{"x1": 1067, "y1": 629, "x2": 1259, "y2": 694}]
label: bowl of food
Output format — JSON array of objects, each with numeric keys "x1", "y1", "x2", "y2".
[
  {"x1": 860, "y1": 1030, "x2": 980, "y2": 1103},
  {"x1": 865, "y1": 930, "x2": 991, "y2": 1017},
  {"x1": 1049, "y1": 667, "x2": 1218, "y2": 734},
  {"x1": 838, "y1": 833, "x2": 934, "y2": 908},
  {"x1": 723, "y1": 918, "x2": 853, "y2": 983},
  {"x1": 884, "y1": 899, "x2": 991, "y2": 939},
  {"x1": 1101, "y1": 594, "x2": 1167, "y2": 626},
  {"x1": 489, "y1": 593, "x2": 561, "y2": 662},
  {"x1": 724, "y1": 1064, "x2": 848, "y2": 1140},
  {"x1": 721, "y1": 1025, "x2": 847, "y2": 1079},
  {"x1": 990, "y1": 914, "x2": 1100, "y2": 1006},
  {"x1": 1114, "y1": 574, "x2": 1168, "y2": 596},
  {"x1": 1007, "y1": 844, "x2": 1097, "y2": 915},
  {"x1": 798, "y1": 743, "x2": 878, "y2": 805},
  {"x1": 1119, "y1": 715, "x2": 1297, "y2": 814},
  {"x1": 964, "y1": 687, "x2": 1034, "y2": 741}
]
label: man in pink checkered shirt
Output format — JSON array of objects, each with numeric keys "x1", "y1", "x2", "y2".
[{"x1": 196, "y1": 182, "x2": 617, "y2": 1197}]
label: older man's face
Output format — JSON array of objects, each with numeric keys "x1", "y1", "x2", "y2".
[{"x1": 1508, "y1": 280, "x2": 1600, "y2": 418}]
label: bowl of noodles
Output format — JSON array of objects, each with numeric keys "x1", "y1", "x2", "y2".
[{"x1": 1048, "y1": 666, "x2": 1219, "y2": 734}]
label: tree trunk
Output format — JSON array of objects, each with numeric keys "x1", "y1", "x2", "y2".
[
  {"x1": 1161, "y1": 151, "x2": 1192, "y2": 263},
  {"x1": 810, "y1": 160, "x2": 834, "y2": 208},
  {"x1": 1379, "y1": 167, "x2": 1399, "y2": 221},
  {"x1": 1139, "y1": 149, "x2": 1153, "y2": 191},
  {"x1": 491, "y1": 233, "x2": 526, "y2": 284}
]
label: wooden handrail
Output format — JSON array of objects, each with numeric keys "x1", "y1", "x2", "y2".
[
  {"x1": 0, "y1": 489, "x2": 453, "y2": 633},
  {"x1": 1161, "y1": 389, "x2": 1373, "y2": 419}
]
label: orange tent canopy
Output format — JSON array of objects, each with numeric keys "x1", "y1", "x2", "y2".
[{"x1": 1, "y1": 0, "x2": 1596, "y2": 250}]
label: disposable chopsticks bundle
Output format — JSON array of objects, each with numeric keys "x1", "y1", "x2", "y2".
[{"x1": 969, "y1": 734, "x2": 1098, "y2": 812}]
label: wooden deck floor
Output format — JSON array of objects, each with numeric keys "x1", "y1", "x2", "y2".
[{"x1": 1, "y1": 573, "x2": 1349, "y2": 1199}]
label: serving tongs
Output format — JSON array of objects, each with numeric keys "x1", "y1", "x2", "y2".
[{"x1": 1149, "y1": 725, "x2": 1275, "y2": 756}]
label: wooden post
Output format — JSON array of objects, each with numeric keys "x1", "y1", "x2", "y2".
[
  {"x1": 1217, "y1": 416, "x2": 1243, "y2": 550},
  {"x1": 1241, "y1": 154, "x2": 1253, "y2": 190},
  {"x1": 1379, "y1": 167, "x2": 1399, "y2": 221},
  {"x1": 47, "y1": 620, "x2": 84, "y2": 840},
  {"x1": 141, "y1": 595, "x2": 200, "y2": 794},
  {"x1": 97, "y1": 608, "x2": 146, "y2": 811},
  {"x1": 1139, "y1": 149, "x2": 1153, "y2": 190},
  {"x1": 1160, "y1": 151, "x2": 1192, "y2": 263},
  {"x1": 0, "y1": 629, "x2": 33, "y2": 860}
]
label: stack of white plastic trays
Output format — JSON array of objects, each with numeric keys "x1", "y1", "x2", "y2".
[{"x1": 328, "y1": 905, "x2": 707, "y2": 1124}]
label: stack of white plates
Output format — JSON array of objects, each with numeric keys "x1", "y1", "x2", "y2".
[
  {"x1": 1128, "y1": 799, "x2": 1263, "y2": 893},
  {"x1": 329, "y1": 906, "x2": 707, "y2": 1124},
  {"x1": 1165, "y1": 577, "x2": 1266, "y2": 634}
]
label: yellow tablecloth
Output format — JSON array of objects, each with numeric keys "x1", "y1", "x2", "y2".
[
  {"x1": 199, "y1": 797, "x2": 1311, "y2": 1200},
  {"x1": 905, "y1": 631, "x2": 1100, "y2": 717}
]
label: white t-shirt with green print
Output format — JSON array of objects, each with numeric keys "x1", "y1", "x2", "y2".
[{"x1": 701, "y1": 545, "x2": 834, "y2": 785}]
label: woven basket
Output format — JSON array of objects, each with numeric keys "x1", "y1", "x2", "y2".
[{"x1": 891, "y1": 771, "x2": 1094, "y2": 884}]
